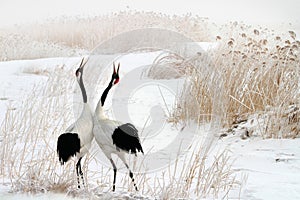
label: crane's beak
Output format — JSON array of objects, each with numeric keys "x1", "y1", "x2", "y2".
[
  {"x1": 113, "y1": 62, "x2": 116, "y2": 73},
  {"x1": 113, "y1": 62, "x2": 120, "y2": 74},
  {"x1": 117, "y1": 63, "x2": 120, "y2": 74},
  {"x1": 79, "y1": 57, "x2": 89, "y2": 69}
]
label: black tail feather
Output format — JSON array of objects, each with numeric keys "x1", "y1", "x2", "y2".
[
  {"x1": 57, "y1": 133, "x2": 81, "y2": 165},
  {"x1": 112, "y1": 123, "x2": 144, "y2": 154}
]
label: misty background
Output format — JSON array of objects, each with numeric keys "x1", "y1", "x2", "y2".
[{"x1": 1, "y1": 0, "x2": 299, "y2": 28}]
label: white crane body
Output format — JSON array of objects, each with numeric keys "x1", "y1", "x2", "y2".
[{"x1": 93, "y1": 63, "x2": 143, "y2": 191}]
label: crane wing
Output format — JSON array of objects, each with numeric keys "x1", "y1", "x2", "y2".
[
  {"x1": 112, "y1": 123, "x2": 144, "y2": 155},
  {"x1": 57, "y1": 133, "x2": 80, "y2": 165}
]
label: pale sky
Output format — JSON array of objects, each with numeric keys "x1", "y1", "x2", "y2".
[{"x1": 0, "y1": 0, "x2": 299, "y2": 28}]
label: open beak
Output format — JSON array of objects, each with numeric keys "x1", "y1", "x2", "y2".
[
  {"x1": 79, "y1": 56, "x2": 89, "y2": 69},
  {"x1": 113, "y1": 62, "x2": 120, "y2": 85},
  {"x1": 113, "y1": 62, "x2": 120, "y2": 74},
  {"x1": 117, "y1": 63, "x2": 120, "y2": 74}
]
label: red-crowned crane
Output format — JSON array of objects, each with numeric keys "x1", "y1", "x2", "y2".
[
  {"x1": 93, "y1": 63, "x2": 144, "y2": 192},
  {"x1": 57, "y1": 57, "x2": 93, "y2": 188}
]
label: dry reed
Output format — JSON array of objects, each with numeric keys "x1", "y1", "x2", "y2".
[
  {"x1": 168, "y1": 22, "x2": 299, "y2": 138},
  {"x1": 0, "y1": 12, "x2": 212, "y2": 61}
]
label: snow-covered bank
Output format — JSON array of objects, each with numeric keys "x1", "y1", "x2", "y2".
[{"x1": 221, "y1": 136, "x2": 300, "y2": 200}]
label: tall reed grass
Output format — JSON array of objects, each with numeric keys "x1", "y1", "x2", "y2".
[
  {"x1": 0, "y1": 66, "x2": 78, "y2": 192},
  {"x1": 168, "y1": 23, "x2": 299, "y2": 138},
  {"x1": 0, "y1": 12, "x2": 212, "y2": 61}
]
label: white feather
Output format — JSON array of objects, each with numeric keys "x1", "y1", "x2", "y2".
[{"x1": 93, "y1": 106, "x2": 121, "y2": 157}]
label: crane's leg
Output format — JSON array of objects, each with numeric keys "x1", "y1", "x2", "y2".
[
  {"x1": 109, "y1": 158, "x2": 117, "y2": 192},
  {"x1": 118, "y1": 154, "x2": 138, "y2": 191},
  {"x1": 76, "y1": 157, "x2": 84, "y2": 188}
]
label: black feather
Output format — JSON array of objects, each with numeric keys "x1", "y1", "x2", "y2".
[
  {"x1": 112, "y1": 123, "x2": 144, "y2": 155},
  {"x1": 57, "y1": 133, "x2": 81, "y2": 165}
]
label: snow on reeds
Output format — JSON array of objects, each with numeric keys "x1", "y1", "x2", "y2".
[
  {"x1": 0, "y1": 33, "x2": 87, "y2": 61},
  {"x1": 0, "y1": 12, "x2": 211, "y2": 61},
  {"x1": 149, "y1": 148, "x2": 242, "y2": 199},
  {"x1": 0, "y1": 66, "x2": 78, "y2": 193},
  {"x1": 165, "y1": 23, "x2": 300, "y2": 139}
]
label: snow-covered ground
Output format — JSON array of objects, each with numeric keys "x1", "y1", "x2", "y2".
[
  {"x1": 219, "y1": 135, "x2": 300, "y2": 199},
  {"x1": 0, "y1": 52, "x2": 299, "y2": 199}
]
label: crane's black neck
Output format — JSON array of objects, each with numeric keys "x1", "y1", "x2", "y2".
[
  {"x1": 79, "y1": 73, "x2": 87, "y2": 103},
  {"x1": 100, "y1": 78, "x2": 113, "y2": 106}
]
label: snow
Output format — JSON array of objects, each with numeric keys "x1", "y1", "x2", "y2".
[
  {"x1": 226, "y1": 137, "x2": 300, "y2": 200},
  {"x1": 0, "y1": 193, "x2": 79, "y2": 200},
  {"x1": 0, "y1": 51, "x2": 299, "y2": 199}
]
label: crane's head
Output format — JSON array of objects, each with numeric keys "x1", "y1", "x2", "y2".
[
  {"x1": 75, "y1": 57, "x2": 88, "y2": 82},
  {"x1": 112, "y1": 62, "x2": 120, "y2": 85}
]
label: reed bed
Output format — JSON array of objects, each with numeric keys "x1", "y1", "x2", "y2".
[{"x1": 165, "y1": 23, "x2": 300, "y2": 138}]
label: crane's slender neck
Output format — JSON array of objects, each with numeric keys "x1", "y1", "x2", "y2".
[
  {"x1": 79, "y1": 73, "x2": 87, "y2": 103},
  {"x1": 100, "y1": 78, "x2": 113, "y2": 106}
]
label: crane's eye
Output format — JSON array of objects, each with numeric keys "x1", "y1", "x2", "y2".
[{"x1": 114, "y1": 78, "x2": 119, "y2": 85}]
